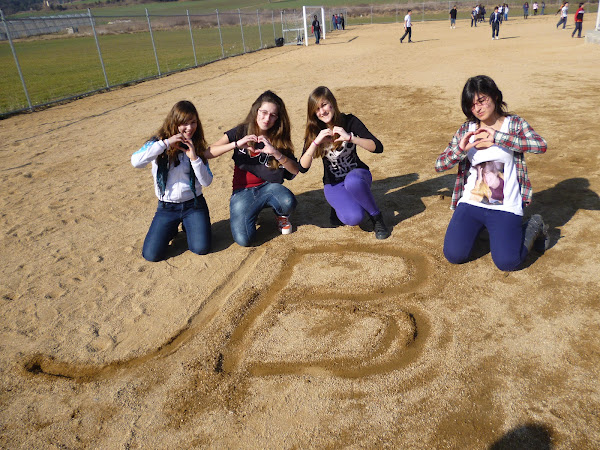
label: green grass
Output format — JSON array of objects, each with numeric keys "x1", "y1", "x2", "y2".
[{"x1": 0, "y1": 21, "x2": 271, "y2": 113}]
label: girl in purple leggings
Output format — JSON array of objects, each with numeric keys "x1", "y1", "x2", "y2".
[{"x1": 300, "y1": 86, "x2": 390, "y2": 239}]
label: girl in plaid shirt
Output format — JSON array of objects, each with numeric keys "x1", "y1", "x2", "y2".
[{"x1": 435, "y1": 75, "x2": 548, "y2": 271}]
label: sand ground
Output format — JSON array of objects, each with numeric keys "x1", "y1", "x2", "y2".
[{"x1": 1, "y1": 14, "x2": 599, "y2": 448}]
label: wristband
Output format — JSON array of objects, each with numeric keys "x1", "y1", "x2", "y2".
[
  {"x1": 312, "y1": 140, "x2": 318, "y2": 147},
  {"x1": 348, "y1": 133, "x2": 353, "y2": 143},
  {"x1": 234, "y1": 140, "x2": 239, "y2": 151},
  {"x1": 164, "y1": 139, "x2": 169, "y2": 149}
]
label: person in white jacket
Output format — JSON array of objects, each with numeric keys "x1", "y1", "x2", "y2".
[{"x1": 131, "y1": 100, "x2": 213, "y2": 262}]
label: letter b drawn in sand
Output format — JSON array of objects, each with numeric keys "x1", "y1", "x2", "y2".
[{"x1": 222, "y1": 245, "x2": 430, "y2": 378}]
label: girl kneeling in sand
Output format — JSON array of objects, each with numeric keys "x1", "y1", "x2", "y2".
[
  {"x1": 435, "y1": 75, "x2": 549, "y2": 271},
  {"x1": 300, "y1": 86, "x2": 390, "y2": 239},
  {"x1": 207, "y1": 90, "x2": 299, "y2": 246},
  {"x1": 132, "y1": 101, "x2": 213, "y2": 262}
]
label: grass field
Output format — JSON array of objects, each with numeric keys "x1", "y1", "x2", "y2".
[{"x1": 0, "y1": 22, "x2": 266, "y2": 113}]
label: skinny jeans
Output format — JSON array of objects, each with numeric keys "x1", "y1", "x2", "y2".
[
  {"x1": 230, "y1": 182, "x2": 296, "y2": 247},
  {"x1": 143, "y1": 196, "x2": 211, "y2": 262},
  {"x1": 443, "y1": 203, "x2": 528, "y2": 271}
]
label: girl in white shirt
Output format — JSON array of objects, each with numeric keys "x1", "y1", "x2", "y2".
[{"x1": 132, "y1": 101, "x2": 213, "y2": 261}]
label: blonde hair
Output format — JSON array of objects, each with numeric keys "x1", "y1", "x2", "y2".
[
  {"x1": 303, "y1": 86, "x2": 343, "y2": 158},
  {"x1": 154, "y1": 100, "x2": 208, "y2": 164}
]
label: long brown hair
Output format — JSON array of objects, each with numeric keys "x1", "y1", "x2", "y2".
[
  {"x1": 239, "y1": 90, "x2": 294, "y2": 169},
  {"x1": 154, "y1": 100, "x2": 208, "y2": 164},
  {"x1": 303, "y1": 86, "x2": 344, "y2": 158}
]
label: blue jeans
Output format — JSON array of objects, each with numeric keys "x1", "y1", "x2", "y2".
[
  {"x1": 315, "y1": 29, "x2": 321, "y2": 44},
  {"x1": 557, "y1": 17, "x2": 567, "y2": 28},
  {"x1": 443, "y1": 203, "x2": 528, "y2": 271},
  {"x1": 142, "y1": 196, "x2": 211, "y2": 262},
  {"x1": 230, "y1": 182, "x2": 297, "y2": 247}
]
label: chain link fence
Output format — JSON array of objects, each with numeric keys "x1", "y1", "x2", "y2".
[{"x1": 1, "y1": 1, "x2": 598, "y2": 117}]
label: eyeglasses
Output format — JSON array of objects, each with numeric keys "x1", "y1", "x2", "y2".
[
  {"x1": 258, "y1": 109, "x2": 278, "y2": 120},
  {"x1": 471, "y1": 96, "x2": 491, "y2": 110}
]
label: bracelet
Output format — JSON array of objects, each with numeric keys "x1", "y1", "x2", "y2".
[
  {"x1": 164, "y1": 139, "x2": 169, "y2": 149},
  {"x1": 348, "y1": 133, "x2": 353, "y2": 143},
  {"x1": 234, "y1": 140, "x2": 239, "y2": 151},
  {"x1": 312, "y1": 140, "x2": 318, "y2": 147}
]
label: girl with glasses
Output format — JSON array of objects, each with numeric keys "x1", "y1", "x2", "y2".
[
  {"x1": 131, "y1": 100, "x2": 213, "y2": 262},
  {"x1": 300, "y1": 86, "x2": 390, "y2": 239},
  {"x1": 435, "y1": 75, "x2": 549, "y2": 271},
  {"x1": 208, "y1": 90, "x2": 299, "y2": 246}
]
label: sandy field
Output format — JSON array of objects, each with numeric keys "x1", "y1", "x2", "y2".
[{"x1": 1, "y1": 13, "x2": 599, "y2": 448}]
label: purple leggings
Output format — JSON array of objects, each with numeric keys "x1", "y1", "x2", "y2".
[{"x1": 324, "y1": 168, "x2": 380, "y2": 225}]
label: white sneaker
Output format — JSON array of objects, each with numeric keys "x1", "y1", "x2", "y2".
[{"x1": 277, "y1": 215, "x2": 292, "y2": 235}]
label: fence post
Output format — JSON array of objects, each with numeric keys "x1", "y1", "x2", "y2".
[
  {"x1": 216, "y1": 9, "x2": 225, "y2": 58},
  {"x1": 257, "y1": 10, "x2": 263, "y2": 49},
  {"x1": 187, "y1": 10, "x2": 198, "y2": 67},
  {"x1": 422, "y1": 3, "x2": 425, "y2": 22},
  {"x1": 88, "y1": 9, "x2": 109, "y2": 88},
  {"x1": 145, "y1": 8, "x2": 161, "y2": 76},
  {"x1": 272, "y1": 10, "x2": 276, "y2": 41},
  {"x1": 1, "y1": 9, "x2": 33, "y2": 111},
  {"x1": 238, "y1": 9, "x2": 246, "y2": 53},
  {"x1": 371, "y1": 5, "x2": 373, "y2": 23},
  {"x1": 396, "y1": 4, "x2": 398, "y2": 22}
]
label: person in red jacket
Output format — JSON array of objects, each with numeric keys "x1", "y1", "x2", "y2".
[{"x1": 572, "y1": 3, "x2": 584, "y2": 38}]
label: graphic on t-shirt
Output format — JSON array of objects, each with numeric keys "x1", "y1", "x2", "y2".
[
  {"x1": 468, "y1": 161, "x2": 505, "y2": 205},
  {"x1": 239, "y1": 145, "x2": 270, "y2": 165},
  {"x1": 325, "y1": 141, "x2": 358, "y2": 178}
]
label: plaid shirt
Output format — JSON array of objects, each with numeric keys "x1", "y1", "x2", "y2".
[{"x1": 435, "y1": 115, "x2": 547, "y2": 209}]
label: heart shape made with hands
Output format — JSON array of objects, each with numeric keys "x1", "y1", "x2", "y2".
[
  {"x1": 471, "y1": 129, "x2": 493, "y2": 150},
  {"x1": 248, "y1": 141, "x2": 265, "y2": 157}
]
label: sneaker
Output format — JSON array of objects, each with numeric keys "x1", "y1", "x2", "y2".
[
  {"x1": 370, "y1": 213, "x2": 391, "y2": 240},
  {"x1": 534, "y1": 222, "x2": 550, "y2": 252},
  {"x1": 276, "y1": 215, "x2": 292, "y2": 235}
]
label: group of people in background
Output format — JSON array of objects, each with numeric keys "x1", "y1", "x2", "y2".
[
  {"x1": 449, "y1": 1, "x2": 585, "y2": 39},
  {"x1": 332, "y1": 13, "x2": 345, "y2": 31},
  {"x1": 133, "y1": 76, "x2": 550, "y2": 272}
]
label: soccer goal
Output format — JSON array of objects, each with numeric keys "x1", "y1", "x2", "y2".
[{"x1": 280, "y1": 6, "x2": 326, "y2": 46}]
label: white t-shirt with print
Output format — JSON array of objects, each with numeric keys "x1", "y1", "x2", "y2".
[{"x1": 458, "y1": 118, "x2": 523, "y2": 216}]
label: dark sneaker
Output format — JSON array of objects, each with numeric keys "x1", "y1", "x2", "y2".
[{"x1": 371, "y1": 213, "x2": 391, "y2": 240}]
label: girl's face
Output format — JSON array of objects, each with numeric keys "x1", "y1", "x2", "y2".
[
  {"x1": 256, "y1": 102, "x2": 279, "y2": 132},
  {"x1": 178, "y1": 117, "x2": 197, "y2": 140},
  {"x1": 471, "y1": 93, "x2": 496, "y2": 122},
  {"x1": 315, "y1": 99, "x2": 334, "y2": 124}
]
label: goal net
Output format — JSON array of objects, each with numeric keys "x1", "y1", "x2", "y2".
[{"x1": 280, "y1": 6, "x2": 326, "y2": 46}]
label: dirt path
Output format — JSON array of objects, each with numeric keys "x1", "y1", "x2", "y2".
[{"x1": 1, "y1": 15, "x2": 599, "y2": 448}]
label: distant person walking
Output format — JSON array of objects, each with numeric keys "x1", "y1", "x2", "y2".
[
  {"x1": 556, "y1": 2, "x2": 569, "y2": 28},
  {"x1": 542, "y1": 1, "x2": 546, "y2": 14},
  {"x1": 450, "y1": 5, "x2": 458, "y2": 28},
  {"x1": 523, "y1": 2, "x2": 529, "y2": 19},
  {"x1": 572, "y1": 3, "x2": 584, "y2": 37},
  {"x1": 312, "y1": 14, "x2": 321, "y2": 44},
  {"x1": 472, "y1": 6, "x2": 478, "y2": 26},
  {"x1": 490, "y1": 6, "x2": 502, "y2": 39},
  {"x1": 533, "y1": 1, "x2": 539, "y2": 15},
  {"x1": 340, "y1": 13, "x2": 345, "y2": 30},
  {"x1": 504, "y1": 4, "x2": 509, "y2": 20},
  {"x1": 400, "y1": 10, "x2": 413, "y2": 43}
]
